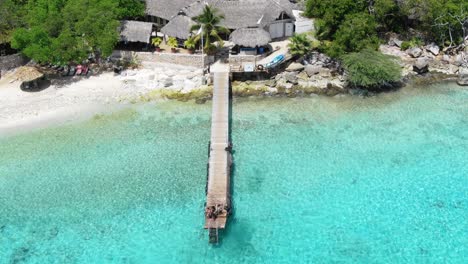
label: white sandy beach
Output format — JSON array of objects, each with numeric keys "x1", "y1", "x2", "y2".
[{"x1": 0, "y1": 62, "x2": 204, "y2": 135}]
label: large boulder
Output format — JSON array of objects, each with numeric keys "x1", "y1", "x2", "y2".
[
  {"x1": 407, "y1": 47, "x2": 423, "y2": 58},
  {"x1": 425, "y1": 43, "x2": 440, "y2": 56},
  {"x1": 297, "y1": 71, "x2": 309, "y2": 81},
  {"x1": 163, "y1": 77, "x2": 173, "y2": 87},
  {"x1": 452, "y1": 54, "x2": 465, "y2": 66},
  {"x1": 283, "y1": 72, "x2": 298, "y2": 84},
  {"x1": 442, "y1": 55, "x2": 451, "y2": 63},
  {"x1": 305, "y1": 65, "x2": 321, "y2": 76},
  {"x1": 388, "y1": 38, "x2": 403, "y2": 48},
  {"x1": 457, "y1": 67, "x2": 468, "y2": 86},
  {"x1": 413, "y1": 58, "x2": 429, "y2": 74},
  {"x1": 286, "y1": 62, "x2": 305, "y2": 72}
]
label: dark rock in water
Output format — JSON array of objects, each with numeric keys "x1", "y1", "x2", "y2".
[
  {"x1": 348, "y1": 88, "x2": 368, "y2": 96},
  {"x1": 413, "y1": 58, "x2": 429, "y2": 74},
  {"x1": 195, "y1": 97, "x2": 208, "y2": 104},
  {"x1": 48, "y1": 227, "x2": 59, "y2": 239},
  {"x1": 457, "y1": 67, "x2": 468, "y2": 86},
  {"x1": 432, "y1": 200, "x2": 445, "y2": 208},
  {"x1": 407, "y1": 47, "x2": 423, "y2": 58},
  {"x1": 10, "y1": 247, "x2": 31, "y2": 264}
]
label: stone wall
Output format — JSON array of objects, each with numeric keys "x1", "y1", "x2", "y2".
[
  {"x1": 228, "y1": 55, "x2": 257, "y2": 64},
  {"x1": 113, "y1": 50, "x2": 214, "y2": 68},
  {"x1": 0, "y1": 54, "x2": 28, "y2": 71}
]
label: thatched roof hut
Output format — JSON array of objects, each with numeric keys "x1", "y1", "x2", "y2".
[
  {"x1": 229, "y1": 28, "x2": 271, "y2": 47},
  {"x1": 146, "y1": 0, "x2": 194, "y2": 20},
  {"x1": 119, "y1": 20, "x2": 154, "y2": 44},
  {"x1": 147, "y1": 0, "x2": 296, "y2": 40},
  {"x1": 161, "y1": 15, "x2": 196, "y2": 39},
  {"x1": 14, "y1": 66, "x2": 44, "y2": 82},
  {"x1": 181, "y1": 0, "x2": 295, "y2": 29}
]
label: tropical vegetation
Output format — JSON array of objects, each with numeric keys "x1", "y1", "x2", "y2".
[
  {"x1": 305, "y1": 0, "x2": 468, "y2": 57},
  {"x1": 288, "y1": 33, "x2": 313, "y2": 57},
  {"x1": 184, "y1": 37, "x2": 196, "y2": 50},
  {"x1": 190, "y1": 5, "x2": 229, "y2": 54},
  {"x1": 2, "y1": 0, "x2": 144, "y2": 64},
  {"x1": 151, "y1": 37, "x2": 162, "y2": 48},
  {"x1": 342, "y1": 49, "x2": 402, "y2": 89}
]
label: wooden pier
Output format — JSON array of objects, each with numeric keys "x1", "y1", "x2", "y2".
[{"x1": 204, "y1": 63, "x2": 232, "y2": 243}]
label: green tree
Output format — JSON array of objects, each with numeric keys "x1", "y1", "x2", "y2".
[
  {"x1": 190, "y1": 5, "x2": 229, "y2": 54},
  {"x1": 401, "y1": 0, "x2": 468, "y2": 46},
  {"x1": 327, "y1": 13, "x2": 380, "y2": 58},
  {"x1": 373, "y1": 0, "x2": 406, "y2": 32},
  {"x1": 342, "y1": 49, "x2": 401, "y2": 89},
  {"x1": 0, "y1": 0, "x2": 26, "y2": 43},
  {"x1": 11, "y1": 27, "x2": 52, "y2": 63},
  {"x1": 116, "y1": 0, "x2": 145, "y2": 19},
  {"x1": 305, "y1": 0, "x2": 366, "y2": 39},
  {"x1": 11, "y1": 0, "x2": 122, "y2": 64},
  {"x1": 288, "y1": 33, "x2": 313, "y2": 57}
]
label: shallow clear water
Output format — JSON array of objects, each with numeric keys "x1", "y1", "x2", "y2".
[{"x1": 1, "y1": 83, "x2": 467, "y2": 263}]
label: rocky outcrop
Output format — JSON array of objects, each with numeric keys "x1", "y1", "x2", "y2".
[
  {"x1": 120, "y1": 62, "x2": 204, "y2": 94},
  {"x1": 452, "y1": 54, "x2": 465, "y2": 66},
  {"x1": 286, "y1": 62, "x2": 305, "y2": 72},
  {"x1": 407, "y1": 47, "x2": 423, "y2": 58},
  {"x1": 304, "y1": 65, "x2": 321, "y2": 76},
  {"x1": 413, "y1": 58, "x2": 429, "y2": 74},
  {"x1": 425, "y1": 43, "x2": 440, "y2": 56},
  {"x1": 271, "y1": 61, "x2": 345, "y2": 96},
  {"x1": 457, "y1": 67, "x2": 468, "y2": 86},
  {"x1": 380, "y1": 43, "x2": 467, "y2": 84},
  {"x1": 388, "y1": 38, "x2": 403, "y2": 48}
]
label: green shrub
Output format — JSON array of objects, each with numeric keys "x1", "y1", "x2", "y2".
[
  {"x1": 342, "y1": 49, "x2": 402, "y2": 89},
  {"x1": 400, "y1": 41, "x2": 411, "y2": 51},
  {"x1": 288, "y1": 33, "x2": 313, "y2": 57},
  {"x1": 184, "y1": 37, "x2": 196, "y2": 50},
  {"x1": 167, "y1": 37, "x2": 178, "y2": 48},
  {"x1": 400, "y1": 37, "x2": 423, "y2": 51},
  {"x1": 151, "y1": 37, "x2": 162, "y2": 47}
]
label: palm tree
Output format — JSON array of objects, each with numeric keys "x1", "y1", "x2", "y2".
[
  {"x1": 288, "y1": 33, "x2": 313, "y2": 58},
  {"x1": 190, "y1": 5, "x2": 229, "y2": 54}
]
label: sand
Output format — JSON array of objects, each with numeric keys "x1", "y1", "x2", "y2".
[
  {"x1": 0, "y1": 72, "x2": 124, "y2": 135},
  {"x1": 0, "y1": 63, "x2": 204, "y2": 135}
]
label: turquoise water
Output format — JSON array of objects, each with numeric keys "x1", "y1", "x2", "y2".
[{"x1": 1, "y1": 83, "x2": 467, "y2": 263}]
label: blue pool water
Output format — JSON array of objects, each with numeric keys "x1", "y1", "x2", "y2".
[{"x1": 0, "y1": 83, "x2": 467, "y2": 263}]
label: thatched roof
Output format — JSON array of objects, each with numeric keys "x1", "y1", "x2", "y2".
[
  {"x1": 119, "y1": 20, "x2": 153, "y2": 44},
  {"x1": 14, "y1": 66, "x2": 44, "y2": 82},
  {"x1": 145, "y1": 0, "x2": 194, "y2": 20},
  {"x1": 161, "y1": 15, "x2": 195, "y2": 39},
  {"x1": 230, "y1": 28, "x2": 271, "y2": 47},
  {"x1": 182, "y1": 0, "x2": 295, "y2": 29},
  {"x1": 146, "y1": 0, "x2": 295, "y2": 40}
]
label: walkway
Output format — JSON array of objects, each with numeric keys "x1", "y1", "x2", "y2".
[
  {"x1": 204, "y1": 62, "x2": 232, "y2": 243},
  {"x1": 258, "y1": 39, "x2": 292, "y2": 65}
]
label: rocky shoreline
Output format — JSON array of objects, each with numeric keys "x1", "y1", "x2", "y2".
[
  {"x1": 228, "y1": 42, "x2": 467, "y2": 99},
  {"x1": 129, "y1": 43, "x2": 467, "y2": 103}
]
